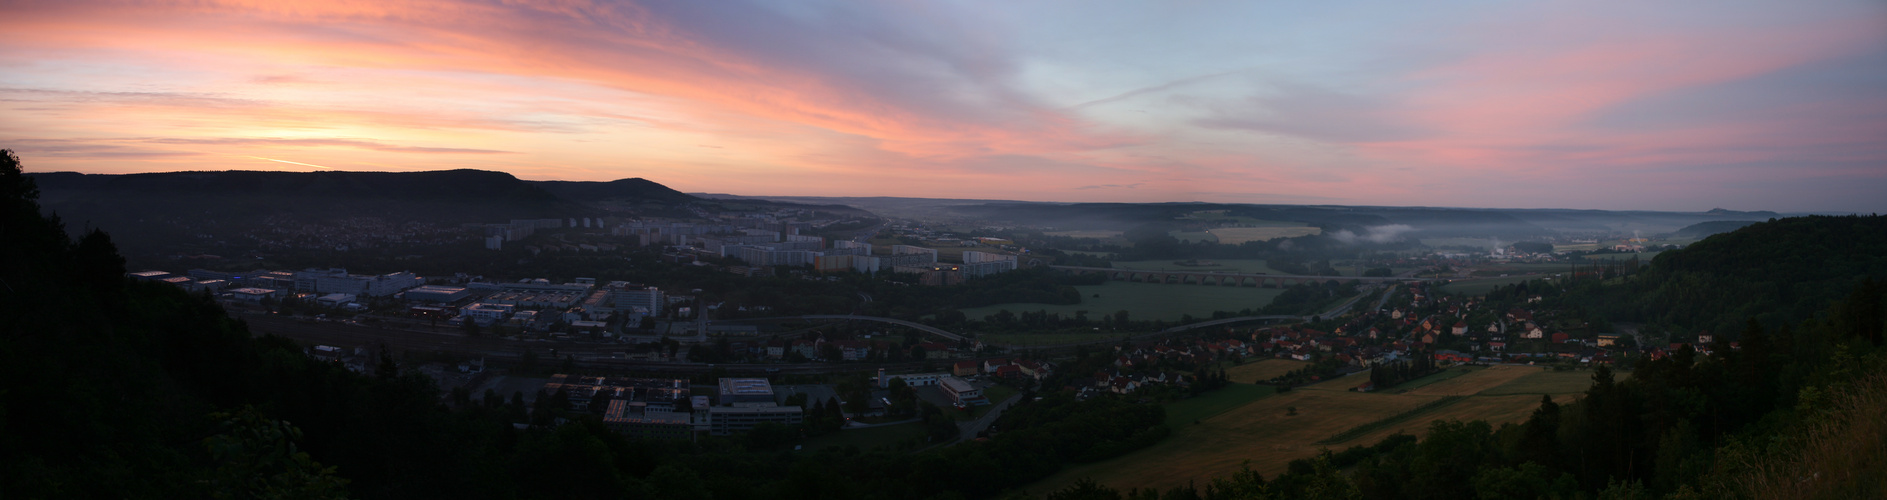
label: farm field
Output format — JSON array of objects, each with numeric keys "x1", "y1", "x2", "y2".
[
  {"x1": 1169, "y1": 231, "x2": 1218, "y2": 244},
  {"x1": 1111, "y1": 259, "x2": 1290, "y2": 275},
  {"x1": 1208, "y1": 226, "x2": 1321, "y2": 244},
  {"x1": 1163, "y1": 383, "x2": 1276, "y2": 427},
  {"x1": 1367, "y1": 366, "x2": 1479, "y2": 393},
  {"x1": 1402, "y1": 365, "x2": 1537, "y2": 396},
  {"x1": 961, "y1": 281, "x2": 1285, "y2": 322},
  {"x1": 1225, "y1": 359, "x2": 1311, "y2": 384},
  {"x1": 1022, "y1": 365, "x2": 1592, "y2": 494},
  {"x1": 1478, "y1": 367, "x2": 1597, "y2": 395},
  {"x1": 1046, "y1": 230, "x2": 1126, "y2": 239}
]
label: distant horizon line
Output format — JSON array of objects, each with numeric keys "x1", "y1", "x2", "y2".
[{"x1": 25, "y1": 167, "x2": 1874, "y2": 216}]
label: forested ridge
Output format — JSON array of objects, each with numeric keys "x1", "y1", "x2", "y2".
[{"x1": 1558, "y1": 215, "x2": 1887, "y2": 338}]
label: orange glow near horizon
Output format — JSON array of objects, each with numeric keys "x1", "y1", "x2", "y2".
[{"x1": 2, "y1": 0, "x2": 1883, "y2": 211}]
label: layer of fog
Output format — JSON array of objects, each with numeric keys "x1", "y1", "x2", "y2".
[{"x1": 1330, "y1": 224, "x2": 1417, "y2": 244}]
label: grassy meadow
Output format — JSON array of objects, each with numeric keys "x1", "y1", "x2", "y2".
[
  {"x1": 1022, "y1": 365, "x2": 1594, "y2": 494},
  {"x1": 1225, "y1": 359, "x2": 1311, "y2": 384}
]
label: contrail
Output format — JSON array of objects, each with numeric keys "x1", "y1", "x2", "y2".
[{"x1": 247, "y1": 156, "x2": 334, "y2": 170}]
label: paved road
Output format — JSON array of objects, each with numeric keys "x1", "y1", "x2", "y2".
[
  {"x1": 956, "y1": 393, "x2": 1023, "y2": 443},
  {"x1": 1373, "y1": 285, "x2": 1398, "y2": 312}
]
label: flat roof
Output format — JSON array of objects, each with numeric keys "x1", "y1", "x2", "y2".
[
  {"x1": 718, "y1": 378, "x2": 774, "y2": 395},
  {"x1": 940, "y1": 376, "x2": 976, "y2": 392}
]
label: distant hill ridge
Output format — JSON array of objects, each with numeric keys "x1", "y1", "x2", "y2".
[
  {"x1": 34, "y1": 169, "x2": 612, "y2": 203},
  {"x1": 531, "y1": 177, "x2": 698, "y2": 204},
  {"x1": 30, "y1": 168, "x2": 709, "y2": 210},
  {"x1": 25, "y1": 169, "x2": 717, "y2": 258},
  {"x1": 1671, "y1": 220, "x2": 1759, "y2": 239}
]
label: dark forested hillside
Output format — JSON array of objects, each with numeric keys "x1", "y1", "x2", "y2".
[
  {"x1": 34, "y1": 169, "x2": 581, "y2": 220},
  {"x1": 1560, "y1": 215, "x2": 1887, "y2": 337},
  {"x1": 1669, "y1": 220, "x2": 1758, "y2": 239}
]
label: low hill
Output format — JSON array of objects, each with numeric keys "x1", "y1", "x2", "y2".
[
  {"x1": 1670, "y1": 220, "x2": 1759, "y2": 239},
  {"x1": 531, "y1": 177, "x2": 698, "y2": 204}
]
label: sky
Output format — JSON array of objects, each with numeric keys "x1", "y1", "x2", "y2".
[{"x1": 3, "y1": 0, "x2": 1884, "y2": 212}]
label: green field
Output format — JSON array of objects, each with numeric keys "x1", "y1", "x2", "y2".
[
  {"x1": 965, "y1": 385, "x2": 1020, "y2": 420},
  {"x1": 960, "y1": 280, "x2": 1285, "y2": 322},
  {"x1": 1225, "y1": 359, "x2": 1311, "y2": 384},
  {"x1": 1164, "y1": 383, "x2": 1276, "y2": 427}
]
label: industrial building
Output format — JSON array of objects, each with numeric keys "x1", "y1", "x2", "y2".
[
  {"x1": 459, "y1": 303, "x2": 515, "y2": 326},
  {"x1": 603, "y1": 400, "x2": 694, "y2": 440},
  {"x1": 717, "y1": 378, "x2": 778, "y2": 404},
  {"x1": 698, "y1": 404, "x2": 803, "y2": 436},
  {"x1": 291, "y1": 268, "x2": 424, "y2": 297},
  {"x1": 940, "y1": 376, "x2": 988, "y2": 406},
  {"x1": 542, "y1": 375, "x2": 692, "y2": 413},
  {"x1": 401, "y1": 285, "x2": 471, "y2": 303}
]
